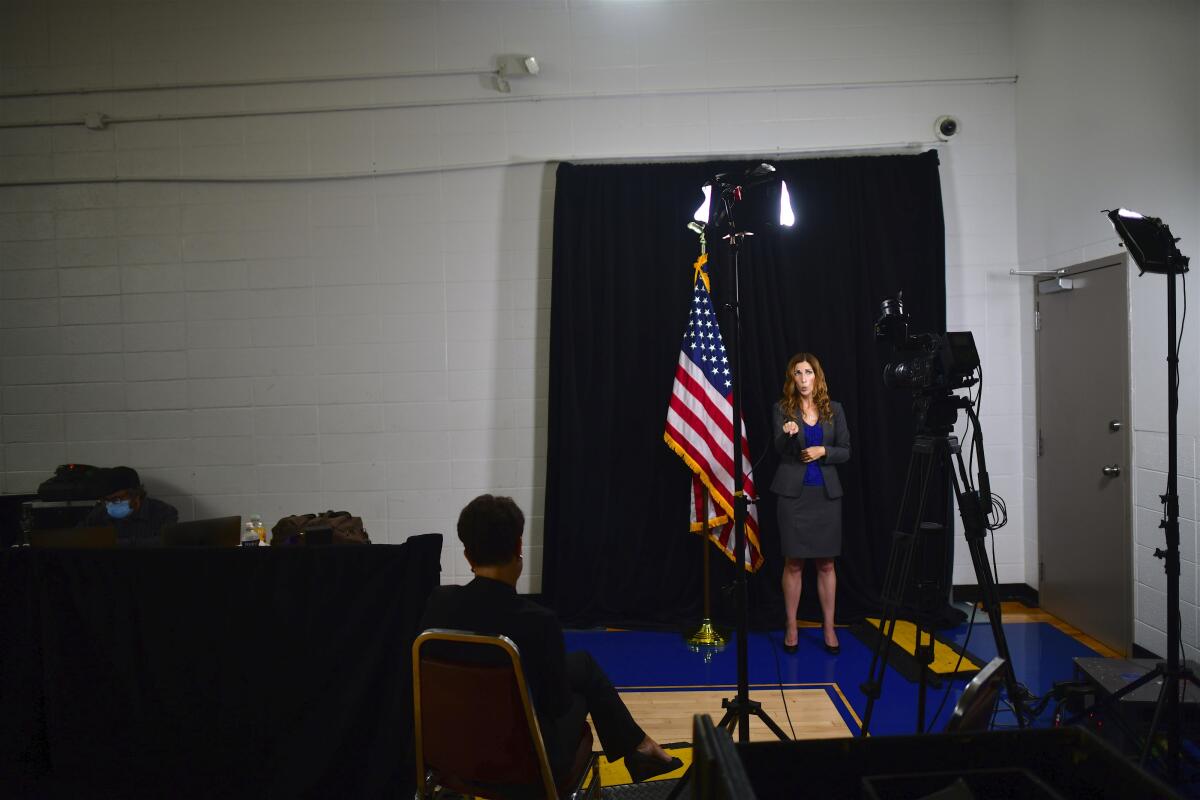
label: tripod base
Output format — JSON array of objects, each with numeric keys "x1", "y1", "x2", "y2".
[
  {"x1": 663, "y1": 686, "x2": 792, "y2": 800},
  {"x1": 716, "y1": 695, "x2": 791, "y2": 741}
]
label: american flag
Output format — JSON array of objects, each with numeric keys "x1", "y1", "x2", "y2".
[{"x1": 663, "y1": 253, "x2": 764, "y2": 572}]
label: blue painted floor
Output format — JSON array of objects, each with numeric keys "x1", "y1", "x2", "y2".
[
  {"x1": 565, "y1": 616, "x2": 1103, "y2": 738},
  {"x1": 567, "y1": 619, "x2": 1200, "y2": 796}
]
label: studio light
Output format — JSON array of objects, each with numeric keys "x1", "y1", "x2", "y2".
[
  {"x1": 693, "y1": 185, "x2": 712, "y2": 224},
  {"x1": 1105, "y1": 207, "x2": 1190, "y2": 275},
  {"x1": 693, "y1": 162, "x2": 795, "y2": 233},
  {"x1": 778, "y1": 181, "x2": 795, "y2": 227}
]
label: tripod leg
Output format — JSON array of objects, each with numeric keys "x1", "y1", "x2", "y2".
[
  {"x1": 861, "y1": 448, "x2": 937, "y2": 735},
  {"x1": 916, "y1": 620, "x2": 930, "y2": 733},
  {"x1": 861, "y1": 527, "x2": 921, "y2": 734},
  {"x1": 1141, "y1": 671, "x2": 1172, "y2": 767},
  {"x1": 751, "y1": 704, "x2": 793, "y2": 741},
  {"x1": 951, "y1": 454, "x2": 1027, "y2": 728}
]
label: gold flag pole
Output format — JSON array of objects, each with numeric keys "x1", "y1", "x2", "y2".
[
  {"x1": 681, "y1": 220, "x2": 724, "y2": 657},
  {"x1": 682, "y1": 220, "x2": 724, "y2": 653},
  {"x1": 686, "y1": 489, "x2": 726, "y2": 650}
]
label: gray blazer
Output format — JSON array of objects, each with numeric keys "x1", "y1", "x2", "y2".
[{"x1": 769, "y1": 400, "x2": 851, "y2": 499}]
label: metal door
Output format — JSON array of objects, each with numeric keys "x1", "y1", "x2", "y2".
[{"x1": 1036, "y1": 255, "x2": 1132, "y2": 655}]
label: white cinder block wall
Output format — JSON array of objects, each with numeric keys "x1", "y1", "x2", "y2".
[
  {"x1": 1014, "y1": 0, "x2": 1200, "y2": 657},
  {"x1": 0, "y1": 0, "x2": 1022, "y2": 591}
]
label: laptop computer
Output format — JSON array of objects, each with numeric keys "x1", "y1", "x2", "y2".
[
  {"x1": 29, "y1": 526, "x2": 117, "y2": 549},
  {"x1": 161, "y1": 516, "x2": 242, "y2": 548}
]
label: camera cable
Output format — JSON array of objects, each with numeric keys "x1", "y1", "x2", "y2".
[
  {"x1": 925, "y1": 599, "x2": 981, "y2": 732},
  {"x1": 768, "y1": 634, "x2": 799, "y2": 740}
]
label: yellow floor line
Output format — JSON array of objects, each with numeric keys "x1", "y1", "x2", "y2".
[
  {"x1": 598, "y1": 743, "x2": 691, "y2": 786},
  {"x1": 865, "y1": 617, "x2": 981, "y2": 674}
]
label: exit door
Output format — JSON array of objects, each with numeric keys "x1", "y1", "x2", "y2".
[{"x1": 1036, "y1": 255, "x2": 1132, "y2": 656}]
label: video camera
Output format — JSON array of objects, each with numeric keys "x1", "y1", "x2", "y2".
[{"x1": 874, "y1": 295, "x2": 979, "y2": 395}]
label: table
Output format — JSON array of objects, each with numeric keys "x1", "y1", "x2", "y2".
[{"x1": 0, "y1": 535, "x2": 442, "y2": 798}]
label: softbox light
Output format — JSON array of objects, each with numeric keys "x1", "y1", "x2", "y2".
[
  {"x1": 694, "y1": 163, "x2": 795, "y2": 234},
  {"x1": 1105, "y1": 208, "x2": 1190, "y2": 275}
]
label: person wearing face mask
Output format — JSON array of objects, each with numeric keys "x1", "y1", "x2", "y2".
[
  {"x1": 78, "y1": 466, "x2": 178, "y2": 547},
  {"x1": 771, "y1": 352, "x2": 851, "y2": 656}
]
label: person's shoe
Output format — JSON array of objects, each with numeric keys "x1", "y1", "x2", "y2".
[
  {"x1": 782, "y1": 639, "x2": 799, "y2": 655},
  {"x1": 823, "y1": 640, "x2": 840, "y2": 655},
  {"x1": 625, "y1": 751, "x2": 683, "y2": 783}
]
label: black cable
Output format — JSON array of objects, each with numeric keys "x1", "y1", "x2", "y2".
[
  {"x1": 975, "y1": 361, "x2": 984, "y2": 417},
  {"x1": 987, "y1": 493, "x2": 1008, "y2": 532},
  {"x1": 1177, "y1": 271, "x2": 1187, "y2": 394},
  {"x1": 965, "y1": 364, "x2": 982, "y2": 483},
  {"x1": 925, "y1": 601, "x2": 980, "y2": 732},
  {"x1": 989, "y1": 530, "x2": 999, "y2": 586},
  {"x1": 768, "y1": 635, "x2": 798, "y2": 739},
  {"x1": 748, "y1": 443, "x2": 773, "y2": 476}
]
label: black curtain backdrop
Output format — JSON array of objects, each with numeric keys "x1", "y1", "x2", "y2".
[{"x1": 544, "y1": 152, "x2": 947, "y2": 630}]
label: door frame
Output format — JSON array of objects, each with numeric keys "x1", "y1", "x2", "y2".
[{"x1": 1034, "y1": 252, "x2": 1133, "y2": 656}]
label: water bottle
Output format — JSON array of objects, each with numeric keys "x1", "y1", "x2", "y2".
[
  {"x1": 251, "y1": 514, "x2": 268, "y2": 546},
  {"x1": 241, "y1": 520, "x2": 259, "y2": 547}
]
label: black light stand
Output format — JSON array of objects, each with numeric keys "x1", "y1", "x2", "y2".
[
  {"x1": 709, "y1": 169, "x2": 791, "y2": 745},
  {"x1": 1068, "y1": 209, "x2": 1194, "y2": 783},
  {"x1": 663, "y1": 164, "x2": 792, "y2": 800}
]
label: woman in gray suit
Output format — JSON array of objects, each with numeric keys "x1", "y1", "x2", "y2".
[{"x1": 771, "y1": 352, "x2": 851, "y2": 655}]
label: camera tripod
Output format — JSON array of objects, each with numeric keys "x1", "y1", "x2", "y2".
[{"x1": 860, "y1": 397, "x2": 1027, "y2": 735}]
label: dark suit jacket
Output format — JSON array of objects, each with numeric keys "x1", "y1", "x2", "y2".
[
  {"x1": 769, "y1": 400, "x2": 851, "y2": 499},
  {"x1": 419, "y1": 577, "x2": 575, "y2": 767}
]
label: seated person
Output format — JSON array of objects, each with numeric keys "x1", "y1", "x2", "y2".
[
  {"x1": 78, "y1": 466, "x2": 178, "y2": 547},
  {"x1": 421, "y1": 494, "x2": 683, "y2": 783}
]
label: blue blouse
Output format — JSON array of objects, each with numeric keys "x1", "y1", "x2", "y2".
[{"x1": 802, "y1": 421, "x2": 824, "y2": 486}]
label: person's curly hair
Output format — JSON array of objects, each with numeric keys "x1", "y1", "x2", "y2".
[{"x1": 779, "y1": 352, "x2": 833, "y2": 422}]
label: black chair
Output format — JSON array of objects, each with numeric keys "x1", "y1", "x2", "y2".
[{"x1": 946, "y1": 656, "x2": 1007, "y2": 732}]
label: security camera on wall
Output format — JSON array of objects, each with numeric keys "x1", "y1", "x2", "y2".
[{"x1": 935, "y1": 115, "x2": 961, "y2": 141}]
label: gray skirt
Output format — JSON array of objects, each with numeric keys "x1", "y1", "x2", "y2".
[{"x1": 777, "y1": 484, "x2": 842, "y2": 559}]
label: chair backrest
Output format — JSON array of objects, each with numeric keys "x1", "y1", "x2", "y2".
[
  {"x1": 161, "y1": 516, "x2": 242, "y2": 548},
  {"x1": 946, "y1": 656, "x2": 1006, "y2": 732},
  {"x1": 29, "y1": 526, "x2": 117, "y2": 549},
  {"x1": 413, "y1": 628, "x2": 558, "y2": 799}
]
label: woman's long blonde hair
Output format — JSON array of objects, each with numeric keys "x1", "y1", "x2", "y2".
[{"x1": 779, "y1": 352, "x2": 833, "y2": 422}]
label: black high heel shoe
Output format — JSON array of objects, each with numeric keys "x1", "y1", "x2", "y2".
[
  {"x1": 782, "y1": 638, "x2": 799, "y2": 655},
  {"x1": 823, "y1": 639, "x2": 840, "y2": 655},
  {"x1": 625, "y1": 751, "x2": 684, "y2": 783}
]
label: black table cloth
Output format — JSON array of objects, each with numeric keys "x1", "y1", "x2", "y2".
[{"x1": 0, "y1": 535, "x2": 442, "y2": 798}]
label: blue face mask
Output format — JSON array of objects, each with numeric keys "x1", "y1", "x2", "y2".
[{"x1": 106, "y1": 500, "x2": 133, "y2": 520}]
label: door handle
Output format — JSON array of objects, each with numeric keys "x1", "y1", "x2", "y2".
[{"x1": 1102, "y1": 464, "x2": 1121, "y2": 477}]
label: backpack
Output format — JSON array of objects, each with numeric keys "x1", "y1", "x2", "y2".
[
  {"x1": 270, "y1": 510, "x2": 370, "y2": 546},
  {"x1": 37, "y1": 464, "x2": 104, "y2": 501}
]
